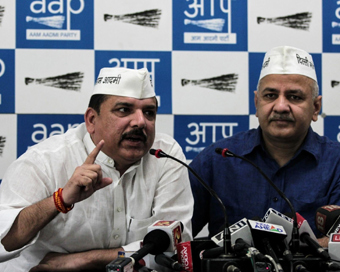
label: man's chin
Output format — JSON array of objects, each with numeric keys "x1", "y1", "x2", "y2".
[{"x1": 121, "y1": 145, "x2": 148, "y2": 159}]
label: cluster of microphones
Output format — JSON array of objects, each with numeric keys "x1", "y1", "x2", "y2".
[{"x1": 106, "y1": 148, "x2": 340, "y2": 272}]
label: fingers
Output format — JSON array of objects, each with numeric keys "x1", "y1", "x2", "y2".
[{"x1": 84, "y1": 140, "x2": 104, "y2": 165}]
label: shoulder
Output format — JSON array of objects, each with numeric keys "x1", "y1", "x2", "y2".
[
  {"x1": 19, "y1": 123, "x2": 87, "y2": 160},
  {"x1": 202, "y1": 129, "x2": 255, "y2": 154},
  {"x1": 190, "y1": 129, "x2": 256, "y2": 166},
  {"x1": 152, "y1": 133, "x2": 183, "y2": 154},
  {"x1": 310, "y1": 130, "x2": 340, "y2": 150}
]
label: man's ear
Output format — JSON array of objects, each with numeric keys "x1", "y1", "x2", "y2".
[
  {"x1": 312, "y1": 95, "x2": 322, "y2": 122},
  {"x1": 254, "y1": 90, "x2": 258, "y2": 117},
  {"x1": 85, "y1": 108, "x2": 97, "y2": 134}
]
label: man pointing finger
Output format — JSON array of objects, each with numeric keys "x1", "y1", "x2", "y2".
[{"x1": 0, "y1": 67, "x2": 193, "y2": 272}]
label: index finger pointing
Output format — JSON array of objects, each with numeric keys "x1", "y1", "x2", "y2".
[{"x1": 84, "y1": 140, "x2": 104, "y2": 165}]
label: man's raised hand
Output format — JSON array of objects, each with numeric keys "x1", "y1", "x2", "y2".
[{"x1": 62, "y1": 140, "x2": 113, "y2": 206}]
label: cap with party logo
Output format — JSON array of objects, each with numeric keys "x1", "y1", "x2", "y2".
[
  {"x1": 93, "y1": 67, "x2": 155, "y2": 99},
  {"x1": 259, "y1": 46, "x2": 317, "y2": 82}
]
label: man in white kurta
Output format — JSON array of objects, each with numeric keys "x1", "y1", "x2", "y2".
[{"x1": 0, "y1": 68, "x2": 193, "y2": 271}]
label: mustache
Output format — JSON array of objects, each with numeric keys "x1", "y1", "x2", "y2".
[
  {"x1": 121, "y1": 129, "x2": 147, "y2": 142},
  {"x1": 269, "y1": 114, "x2": 294, "y2": 122}
]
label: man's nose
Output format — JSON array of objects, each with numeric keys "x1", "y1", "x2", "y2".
[
  {"x1": 273, "y1": 96, "x2": 290, "y2": 112},
  {"x1": 131, "y1": 110, "x2": 146, "y2": 128}
]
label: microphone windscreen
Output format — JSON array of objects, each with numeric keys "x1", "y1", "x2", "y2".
[
  {"x1": 316, "y1": 205, "x2": 340, "y2": 235},
  {"x1": 147, "y1": 220, "x2": 182, "y2": 253},
  {"x1": 143, "y1": 229, "x2": 170, "y2": 255}
]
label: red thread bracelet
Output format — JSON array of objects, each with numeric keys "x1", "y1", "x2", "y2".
[{"x1": 53, "y1": 188, "x2": 74, "y2": 213}]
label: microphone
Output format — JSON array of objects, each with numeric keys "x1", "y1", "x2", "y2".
[
  {"x1": 154, "y1": 253, "x2": 183, "y2": 271},
  {"x1": 247, "y1": 219, "x2": 287, "y2": 248},
  {"x1": 294, "y1": 261, "x2": 311, "y2": 272},
  {"x1": 263, "y1": 208, "x2": 294, "y2": 261},
  {"x1": 215, "y1": 147, "x2": 300, "y2": 254},
  {"x1": 329, "y1": 233, "x2": 340, "y2": 261},
  {"x1": 225, "y1": 263, "x2": 241, "y2": 272},
  {"x1": 233, "y1": 237, "x2": 266, "y2": 261},
  {"x1": 149, "y1": 148, "x2": 232, "y2": 256},
  {"x1": 147, "y1": 220, "x2": 183, "y2": 253},
  {"x1": 176, "y1": 239, "x2": 217, "y2": 272},
  {"x1": 106, "y1": 229, "x2": 170, "y2": 271},
  {"x1": 315, "y1": 205, "x2": 340, "y2": 236},
  {"x1": 145, "y1": 220, "x2": 183, "y2": 270},
  {"x1": 296, "y1": 212, "x2": 330, "y2": 260}
]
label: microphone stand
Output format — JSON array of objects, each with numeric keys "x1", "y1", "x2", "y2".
[
  {"x1": 215, "y1": 147, "x2": 300, "y2": 255},
  {"x1": 149, "y1": 149, "x2": 233, "y2": 257}
]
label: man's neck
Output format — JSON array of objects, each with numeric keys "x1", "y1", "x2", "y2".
[{"x1": 262, "y1": 135, "x2": 306, "y2": 167}]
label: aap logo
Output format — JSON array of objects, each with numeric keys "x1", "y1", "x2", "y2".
[
  {"x1": 0, "y1": 50, "x2": 15, "y2": 113},
  {"x1": 16, "y1": 0, "x2": 94, "y2": 49}
]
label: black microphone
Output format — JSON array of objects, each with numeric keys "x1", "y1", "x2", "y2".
[
  {"x1": 154, "y1": 253, "x2": 184, "y2": 271},
  {"x1": 224, "y1": 263, "x2": 241, "y2": 272},
  {"x1": 233, "y1": 237, "x2": 266, "y2": 261},
  {"x1": 294, "y1": 261, "x2": 311, "y2": 272},
  {"x1": 295, "y1": 212, "x2": 330, "y2": 260},
  {"x1": 215, "y1": 147, "x2": 300, "y2": 254},
  {"x1": 315, "y1": 205, "x2": 340, "y2": 236},
  {"x1": 149, "y1": 148, "x2": 233, "y2": 257},
  {"x1": 106, "y1": 229, "x2": 170, "y2": 271}
]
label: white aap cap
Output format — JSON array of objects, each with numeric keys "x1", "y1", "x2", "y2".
[
  {"x1": 93, "y1": 67, "x2": 155, "y2": 99},
  {"x1": 259, "y1": 46, "x2": 317, "y2": 82}
]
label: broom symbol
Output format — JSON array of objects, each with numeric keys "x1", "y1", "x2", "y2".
[
  {"x1": 181, "y1": 73, "x2": 238, "y2": 92},
  {"x1": 25, "y1": 72, "x2": 84, "y2": 91},
  {"x1": 0, "y1": 136, "x2": 5, "y2": 156},
  {"x1": 331, "y1": 81, "x2": 340, "y2": 88},
  {"x1": 0, "y1": 6, "x2": 5, "y2": 26},
  {"x1": 257, "y1": 12, "x2": 312, "y2": 31},
  {"x1": 104, "y1": 9, "x2": 162, "y2": 28},
  {"x1": 26, "y1": 15, "x2": 65, "y2": 29},
  {"x1": 184, "y1": 18, "x2": 225, "y2": 32},
  {"x1": 332, "y1": 21, "x2": 340, "y2": 28}
]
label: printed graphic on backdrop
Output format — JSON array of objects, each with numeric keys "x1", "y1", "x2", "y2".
[
  {"x1": 17, "y1": 114, "x2": 84, "y2": 158},
  {"x1": 323, "y1": 1, "x2": 340, "y2": 52},
  {"x1": 172, "y1": 51, "x2": 248, "y2": 115},
  {"x1": 322, "y1": 53, "x2": 340, "y2": 116},
  {"x1": 0, "y1": 5, "x2": 3, "y2": 25},
  {"x1": 95, "y1": 50, "x2": 172, "y2": 114},
  {"x1": 248, "y1": 0, "x2": 322, "y2": 52},
  {"x1": 15, "y1": 49, "x2": 94, "y2": 114},
  {"x1": 257, "y1": 12, "x2": 312, "y2": 31},
  {"x1": 324, "y1": 116, "x2": 340, "y2": 142},
  {"x1": 16, "y1": 0, "x2": 94, "y2": 49},
  {"x1": 0, "y1": 114, "x2": 17, "y2": 181},
  {"x1": 175, "y1": 115, "x2": 249, "y2": 160},
  {"x1": 94, "y1": 0, "x2": 172, "y2": 51},
  {"x1": 0, "y1": 0, "x2": 15, "y2": 49},
  {"x1": 0, "y1": 49, "x2": 15, "y2": 113},
  {"x1": 25, "y1": 72, "x2": 84, "y2": 91},
  {"x1": 173, "y1": 0, "x2": 248, "y2": 51}
]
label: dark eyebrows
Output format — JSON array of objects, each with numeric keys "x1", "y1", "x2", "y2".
[
  {"x1": 261, "y1": 87, "x2": 278, "y2": 93},
  {"x1": 114, "y1": 102, "x2": 133, "y2": 108},
  {"x1": 261, "y1": 88, "x2": 304, "y2": 95},
  {"x1": 144, "y1": 104, "x2": 157, "y2": 110},
  {"x1": 114, "y1": 101, "x2": 157, "y2": 110}
]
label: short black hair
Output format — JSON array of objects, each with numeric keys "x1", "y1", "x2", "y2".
[
  {"x1": 88, "y1": 94, "x2": 159, "y2": 115},
  {"x1": 88, "y1": 94, "x2": 110, "y2": 114}
]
